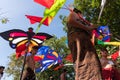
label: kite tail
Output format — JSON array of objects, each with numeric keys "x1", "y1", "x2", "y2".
[{"x1": 36, "y1": 16, "x2": 47, "y2": 33}]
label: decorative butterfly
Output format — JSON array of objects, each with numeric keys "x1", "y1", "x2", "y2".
[{"x1": 0, "y1": 28, "x2": 53, "y2": 58}]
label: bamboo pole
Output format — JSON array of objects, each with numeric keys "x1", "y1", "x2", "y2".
[
  {"x1": 20, "y1": 41, "x2": 30, "y2": 80},
  {"x1": 75, "y1": 38, "x2": 80, "y2": 80},
  {"x1": 97, "y1": 0, "x2": 106, "y2": 22}
]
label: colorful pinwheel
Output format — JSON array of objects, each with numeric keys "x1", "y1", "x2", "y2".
[
  {"x1": 0, "y1": 28, "x2": 53, "y2": 58},
  {"x1": 93, "y1": 25, "x2": 111, "y2": 42},
  {"x1": 26, "y1": 0, "x2": 66, "y2": 32},
  {"x1": 34, "y1": 46, "x2": 62, "y2": 72}
]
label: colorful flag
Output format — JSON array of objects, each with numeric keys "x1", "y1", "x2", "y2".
[
  {"x1": 34, "y1": 0, "x2": 55, "y2": 9},
  {"x1": 36, "y1": 0, "x2": 66, "y2": 32},
  {"x1": 25, "y1": 15, "x2": 51, "y2": 26}
]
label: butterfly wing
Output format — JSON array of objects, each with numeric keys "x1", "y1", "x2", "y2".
[
  {"x1": 0, "y1": 29, "x2": 27, "y2": 48},
  {"x1": 33, "y1": 32, "x2": 53, "y2": 40}
]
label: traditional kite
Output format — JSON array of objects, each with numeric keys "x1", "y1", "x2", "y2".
[
  {"x1": 26, "y1": 0, "x2": 66, "y2": 33},
  {"x1": 0, "y1": 28, "x2": 53, "y2": 58},
  {"x1": 35, "y1": 46, "x2": 62, "y2": 72}
]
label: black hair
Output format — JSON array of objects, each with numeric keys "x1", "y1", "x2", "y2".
[
  {"x1": 73, "y1": 8, "x2": 82, "y2": 14},
  {"x1": 28, "y1": 27, "x2": 33, "y2": 30},
  {"x1": 100, "y1": 48, "x2": 108, "y2": 53},
  {"x1": 0, "y1": 66, "x2": 5, "y2": 69},
  {"x1": 32, "y1": 46, "x2": 39, "y2": 50},
  {"x1": 63, "y1": 68, "x2": 67, "y2": 72}
]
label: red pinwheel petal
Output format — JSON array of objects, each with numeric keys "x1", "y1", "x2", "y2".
[
  {"x1": 34, "y1": 0, "x2": 55, "y2": 9},
  {"x1": 25, "y1": 15, "x2": 49, "y2": 26}
]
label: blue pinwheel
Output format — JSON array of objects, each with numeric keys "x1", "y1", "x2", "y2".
[
  {"x1": 93, "y1": 25, "x2": 111, "y2": 42},
  {"x1": 35, "y1": 46, "x2": 62, "y2": 72}
]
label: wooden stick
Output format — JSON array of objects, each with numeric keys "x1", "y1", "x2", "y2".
[
  {"x1": 75, "y1": 38, "x2": 80, "y2": 80},
  {"x1": 97, "y1": 0, "x2": 106, "y2": 22},
  {"x1": 20, "y1": 41, "x2": 30, "y2": 80},
  {"x1": 118, "y1": 46, "x2": 120, "y2": 57}
]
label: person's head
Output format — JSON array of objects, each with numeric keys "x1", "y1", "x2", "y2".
[
  {"x1": 62, "y1": 68, "x2": 67, "y2": 73},
  {"x1": 31, "y1": 46, "x2": 39, "y2": 55},
  {"x1": 0, "y1": 66, "x2": 5, "y2": 74},
  {"x1": 28, "y1": 27, "x2": 33, "y2": 32},
  {"x1": 73, "y1": 8, "x2": 83, "y2": 17},
  {"x1": 100, "y1": 48, "x2": 108, "y2": 57}
]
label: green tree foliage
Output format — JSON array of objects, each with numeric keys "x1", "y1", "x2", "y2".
[
  {"x1": 44, "y1": 36, "x2": 70, "y2": 57},
  {"x1": 0, "y1": 10, "x2": 9, "y2": 24},
  {"x1": 5, "y1": 54, "x2": 23, "y2": 80},
  {"x1": 1, "y1": 18, "x2": 9, "y2": 24},
  {"x1": 74, "y1": 0, "x2": 120, "y2": 37}
]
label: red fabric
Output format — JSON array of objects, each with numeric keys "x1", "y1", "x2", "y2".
[
  {"x1": 102, "y1": 68, "x2": 114, "y2": 80},
  {"x1": 54, "y1": 64, "x2": 64, "y2": 71},
  {"x1": 25, "y1": 15, "x2": 49, "y2": 26},
  {"x1": 34, "y1": 0, "x2": 55, "y2": 9},
  {"x1": 16, "y1": 44, "x2": 26, "y2": 58},
  {"x1": 111, "y1": 51, "x2": 119, "y2": 61},
  {"x1": 113, "y1": 68, "x2": 120, "y2": 80},
  {"x1": 65, "y1": 54, "x2": 73, "y2": 62},
  {"x1": 34, "y1": 56, "x2": 42, "y2": 62}
]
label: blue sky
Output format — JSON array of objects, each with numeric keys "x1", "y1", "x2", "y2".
[{"x1": 0, "y1": 0, "x2": 73, "y2": 79}]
